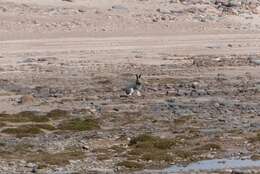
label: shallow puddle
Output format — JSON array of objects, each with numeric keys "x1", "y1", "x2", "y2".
[{"x1": 165, "y1": 158, "x2": 260, "y2": 172}]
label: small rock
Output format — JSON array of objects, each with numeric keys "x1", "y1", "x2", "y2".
[
  {"x1": 152, "y1": 18, "x2": 159, "y2": 22},
  {"x1": 78, "y1": 9, "x2": 86, "y2": 13},
  {"x1": 25, "y1": 163, "x2": 34, "y2": 168},
  {"x1": 200, "y1": 18, "x2": 206, "y2": 22},
  {"x1": 214, "y1": 102, "x2": 220, "y2": 107},
  {"x1": 191, "y1": 82, "x2": 200, "y2": 89},
  {"x1": 113, "y1": 108, "x2": 119, "y2": 112},
  {"x1": 18, "y1": 95, "x2": 34, "y2": 104},
  {"x1": 62, "y1": 0, "x2": 73, "y2": 2},
  {"x1": 156, "y1": 8, "x2": 172, "y2": 14},
  {"x1": 206, "y1": 153, "x2": 215, "y2": 159},
  {"x1": 20, "y1": 58, "x2": 35, "y2": 63},
  {"x1": 82, "y1": 145, "x2": 89, "y2": 150},
  {"x1": 161, "y1": 16, "x2": 166, "y2": 21},
  {"x1": 214, "y1": 58, "x2": 222, "y2": 62},
  {"x1": 37, "y1": 58, "x2": 48, "y2": 62},
  {"x1": 111, "y1": 5, "x2": 128, "y2": 11}
]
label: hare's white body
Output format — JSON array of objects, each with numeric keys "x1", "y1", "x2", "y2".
[
  {"x1": 126, "y1": 87, "x2": 141, "y2": 96},
  {"x1": 127, "y1": 87, "x2": 135, "y2": 96},
  {"x1": 125, "y1": 74, "x2": 142, "y2": 96}
]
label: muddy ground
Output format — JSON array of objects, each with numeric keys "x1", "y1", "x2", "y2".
[{"x1": 0, "y1": 0, "x2": 260, "y2": 174}]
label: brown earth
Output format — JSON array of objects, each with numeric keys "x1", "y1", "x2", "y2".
[{"x1": 0, "y1": 0, "x2": 260, "y2": 173}]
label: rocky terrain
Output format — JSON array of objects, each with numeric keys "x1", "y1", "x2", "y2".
[{"x1": 0, "y1": 0, "x2": 260, "y2": 174}]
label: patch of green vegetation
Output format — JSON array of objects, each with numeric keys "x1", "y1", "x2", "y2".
[
  {"x1": 128, "y1": 134, "x2": 178, "y2": 162},
  {"x1": 29, "y1": 150, "x2": 85, "y2": 166},
  {"x1": 129, "y1": 134, "x2": 154, "y2": 145},
  {"x1": 0, "y1": 122, "x2": 6, "y2": 128},
  {"x1": 0, "y1": 143, "x2": 84, "y2": 167},
  {"x1": 92, "y1": 148, "x2": 110, "y2": 153},
  {"x1": 248, "y1": 132, "x2": 260, "y2": 143},
  {"x1": 130, "y1": 134, "x2": 178, "y2": 149},
  {"x1": 0, "y1": 142, "x2": 6, "y2": 147},
  {"x1": 251, "y1": 154, "x2": 260, "y2": 160},
  {"x1": 37, "y1": 164, "x2": 48, "y2": 169},
  {"x1": 0, "y1": 142, "x2": 34, "y2": 159},
  {"x1": 174, "y1": 116, "x2": 192, "y2": 126},
  {"x1": 2, "y1": 126, "x2": 43, "y2": 138},
  {"x1": 97, "y1": 154, "x2": 111, "y2": 161},
  {"x1": 13, "y1": 143, "x2": 34, "y2": 154},
  {"x1": 174, "y1": 150, "x2": 192, "y2": 159},
  {"x1": 47, "y1": 109, "x2": 69, "y2": 120},
  {"x1": 173, "y1": 149, "x2": 198, "y2": 162},
  {"x1": 117, "y1": 160, "x2": 144, "y2": 170},
  {"x1": 0, "y1": 149, "x2": 12, "y2": 157},
  {"x1": 36, "y1": 124, "x2": 56, "y2": 130},
  {"x1": 0, "y1": 111, "x2": 49, "y2": 123},
  {"x1": 58, "y1": 118, "x2": 100, "y2": 131},
  {"x1": 1, "y1": 123, "x2": 56, "y2": 137}
]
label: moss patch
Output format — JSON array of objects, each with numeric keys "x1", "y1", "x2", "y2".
[
  {"x1": 130, "y1": 134, "x2": 178, "y2": 149},
  {"x1": 13, "y1": 143, "x2": 34, "y2": 155},
  {"x1": 248, "y1": 132, "x2": 260, "y2": 143},
  {"x1": 0, "y1": 143, "x2": 34, "y2": 159},
  {"x1": 0, "y1": 143, "x2": 84, "y2": 167},
  {"x1": 251, "y1": 154, "x2": 260, "y2": 160},
  {"x1": 0, "y1": 111, "x2": 49, "y2": 123},
  {"x1": 47, "y1": 109, "x2": 69, "y2": 120},
  {"x1": 0, "y1": 122, "x2": 6, "y2": 128},
  {"x1": 29, "y1": 150, "x2": 85, "y2": 166},
  {"x1": 36, "y1": 124, "x2": 56, "y2": 130},
  {"x1": 1, "y1": 124, "x2": 56, "y2": 137},
  {"x1": 58, "y1": 118, "x2": 100, "y2": 131},
  {"x1": 2, "y1": 126, "x2": 43, "y2": 137},
  {"x1": 97, "y1": 154, "x2": 111, "y2": 161},
  {"x1": 128, "y1": 134, "x2": 178, "y2": 163},
  {"x1": 173, "y1": 149, "x2": 198, "y2": 162},
  {"x1": 0, "y1": 110, "x2": 71, "y2": 123},
  {"x1": 124, "y1": 134, "x2": 205, "y2": 167},
  {"x1": 25, "y1": 124, "x2": 56, "y2": 131},
  {"x1": 118, "y1": 160, "x2": 144, "y2": 170},
  {"x1": 0, "y1": 142, "x2": 6, "y2": 147},
  {"x1": 174, "y1": 116, "x2": 192, "y2": 126}
]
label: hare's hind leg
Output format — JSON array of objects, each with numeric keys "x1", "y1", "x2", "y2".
[
  {"x1": 136, "y1": 90, "x2": 141, "y2": 96},
  {"x1": 128, "y1": 88, "x2": 134, "y2": 96}
]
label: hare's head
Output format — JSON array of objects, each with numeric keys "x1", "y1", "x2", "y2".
[{"x1": 135, "y1": 74, "x2": 142, "y2": 86}]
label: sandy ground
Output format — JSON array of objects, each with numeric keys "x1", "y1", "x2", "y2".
[{"x1": 0, "y1": 0, "x2": 260, "y2": 173}]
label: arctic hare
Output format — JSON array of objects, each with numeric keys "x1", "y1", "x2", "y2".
[{"x1": 125, "y1": 74, "x2": 142, "y2": 96}]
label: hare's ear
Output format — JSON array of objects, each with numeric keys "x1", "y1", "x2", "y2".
[
  {"x1": 139, "y1": 74, "x2": 142, "y2": 78},
  {"x1": 136, "y1": 74, "x2": 139, "y2": 79}
]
